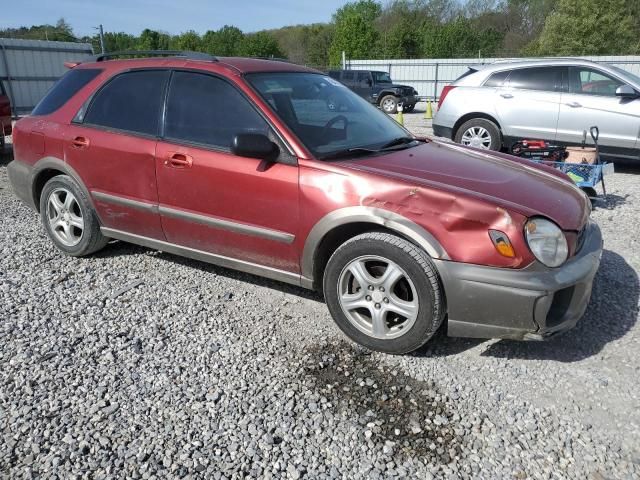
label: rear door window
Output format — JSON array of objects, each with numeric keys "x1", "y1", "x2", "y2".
[
  {"x1": 163, "y1": 71, "x2": 269, "y2": 149},
  {"x1": 506, "y1": 67, "x2": 564, "y2": 92},
  {"x1": 356, "y1": 71, "x2": 370, "y2": 84},
  {"x1": 341, "y1": 71, "x2": 355, "y2": 85},
  {"x1": 83, "y1": 70, "x2": 169, "y2": 136},
  {"x1": 32, "y1": 68, "x2": 102, "y2": 115}
]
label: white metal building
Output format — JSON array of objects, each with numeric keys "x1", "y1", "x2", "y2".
[
  {"x1": 0, "y1": 38, "x2": 93, "y2": 116},
  {"x1": 348, "y1": 55, "x2": 640, "y2": 99}
]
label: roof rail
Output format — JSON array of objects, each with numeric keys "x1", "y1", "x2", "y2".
[
  {"x1": 92, "y1": 50, "x2": 218, "y2": 62},
  {"x1": 249, "y1": 56, "x2": 293, "y2": 64},
  {"x1": 490, "y1": 57, "x2": 593, "y2": 64}
]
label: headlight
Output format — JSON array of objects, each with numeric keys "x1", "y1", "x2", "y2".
[{"x1": 524, "y1": 218, "x2": 568, "y2": 267}]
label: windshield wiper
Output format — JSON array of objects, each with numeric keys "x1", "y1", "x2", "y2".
[
  {"x1": 319, "y1": 148, "x2": 378, "y2": 161},
  {"x1": 378, "y1": 136, "x2": 419, "y2": 150},
  {"x1": 320, "y1": 137, "x2": 422, "y2": 161}
]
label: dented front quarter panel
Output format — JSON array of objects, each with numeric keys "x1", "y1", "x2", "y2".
[{"x1": 298, "y1": 158, "x2": 535, "y2": 271}]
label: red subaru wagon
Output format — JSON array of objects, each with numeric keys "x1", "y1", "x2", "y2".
[{"x1": 8, "y1": 51, "x2": 603, "y2": 354}]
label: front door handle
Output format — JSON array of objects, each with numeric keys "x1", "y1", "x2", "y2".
[
  {"x1": 500, "y1": 93, "x2": 513, "y2": 99},
  {"x1": 71, "y1": 136, "x2": 90, "y2": 149},
  {"x1": 165, "y1": 153, "x2": 193, "y2": 169},
  {"x1": 566, "y1": 101, "x2": 582, "y2": 108}
]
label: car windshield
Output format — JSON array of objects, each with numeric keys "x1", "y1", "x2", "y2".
[
  {"x1": 246, "y1": 72, "x2": 413, "y2": 159},
  {"x1": 609, "y1": 65, "x2": 640, "y2": 87},
  {"x1": 372, "y1": 71, "x2": 392, "y2": 83}
]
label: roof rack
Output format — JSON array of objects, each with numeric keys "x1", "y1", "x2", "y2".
[
  {"x1": 249, "y1": 56, "x2": 293, "y2": 64},
  {"x1": 92, "y1": 50, "x2": 218, "y2": 62},
  {"x1": 490, "y1": 57, "x2": 592, "y2": 64}
]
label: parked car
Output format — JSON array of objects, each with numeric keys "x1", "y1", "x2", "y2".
[
  {"x1": 328, "y1": 69, "x2": 418, "y2": 114},
  {"x1": 8, "y1": 51, "x2": 602, "y2": 354},
  {"x1": 0, "y1": 80, "x2": 12, "y2": 148},
  {"x1": 433, "y1": 58, "x2": 640, "y2": 161}
]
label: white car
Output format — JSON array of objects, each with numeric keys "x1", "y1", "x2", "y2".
[{"x1": 433, "y1": 58, "x2": 640, "y2": 161}]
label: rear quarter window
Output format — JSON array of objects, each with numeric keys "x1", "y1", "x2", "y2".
[
  {"x1": 484, "y1": 70, "x2": 510, "y2": 87},
  {"x1": 32, "y1": 68, "x2": 102, "y2": 115}
]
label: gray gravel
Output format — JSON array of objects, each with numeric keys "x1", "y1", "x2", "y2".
[{"x1": 1, "y1": 125, "x2": 639, "y2": 479}]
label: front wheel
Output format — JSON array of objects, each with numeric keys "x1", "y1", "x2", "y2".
[
  {"x1": 454, "y1": 118, "x2": 501, "y2": 150},
  {"x1": 323, "y1": 232, "x2": 445, "y2": 354},
  {"x1": 379, "y1": 95, "x2": 398, "y2": 114}
]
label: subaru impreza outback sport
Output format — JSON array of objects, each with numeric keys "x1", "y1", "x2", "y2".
[{"x1": 8, "y1": 51, "x2": 603, "y2": 354}]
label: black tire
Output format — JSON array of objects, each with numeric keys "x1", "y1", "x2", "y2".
[
  {"x1": 454, "y1": 118, "x2": 502, "y2": 151},
  {"x1": 39, "y1": 175, "x2": 109, "y2": 256},
  {"x1": 323, "y1": 232, "x2": 446, "y2": 354},
  {"x1": 379, "y1": 95, "x2": 398, "y2": 114},
  {"x1": 404, "y1": 104, "x2": 415, "y2": 113}
]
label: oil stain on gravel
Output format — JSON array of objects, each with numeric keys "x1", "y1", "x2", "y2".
[{"x1": 303, "y1": 341, "x2": 464, "y2": 463}]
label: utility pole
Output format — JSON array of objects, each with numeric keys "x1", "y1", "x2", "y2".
[{"x1": 95, "y1": 24, "x2": 105, "y2": 53}]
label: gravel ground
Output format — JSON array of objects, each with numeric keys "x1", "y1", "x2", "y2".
[{"x1": 1, "y1": 123, "x2": 639, "y2": 479}]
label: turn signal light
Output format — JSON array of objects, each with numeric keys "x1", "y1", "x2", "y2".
[{"x1": 489, "y1": 230, "x2": 515, "y2": 258}]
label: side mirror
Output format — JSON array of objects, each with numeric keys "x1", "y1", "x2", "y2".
[
  {"x1": 615, "y1": 84, "x2": 638, "y2": 98},
  {"x1": 232, "y1": 133, "x2": 279, "y2": 161}
]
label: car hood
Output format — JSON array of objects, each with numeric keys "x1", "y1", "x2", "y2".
[
  {"x1": 338, "y1": 141, "x2": 589, "y2": 231},
  {"x1": 373, "y1": 83, "x2": 413, "y2": 91}
]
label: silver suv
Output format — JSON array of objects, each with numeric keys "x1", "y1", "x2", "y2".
[{"x1": 433, "y1": 59, "x2": 640, "y2": 161}]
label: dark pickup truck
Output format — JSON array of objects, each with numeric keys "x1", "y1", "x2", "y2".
[{"x1": 328, "y1": 70, "x2": 418, "y2": 114}]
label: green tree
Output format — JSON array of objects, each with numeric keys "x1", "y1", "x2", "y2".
[
  {"x1": 101, "y1": 32, "x2": 138, "y2": 52},
  {"x1": 202, "y1": 25, "x2": 244, "y2": 56},
  {"x1": 171, "y1": 30, "x2": 202, "y2": 51},
  {"x1": 306, "y1": 24, "x2": 335, "y2": 67},
  {"x1": 534, "y1": 0, "x2": 640, "y2": 55},
  {"x1": 329, "y1": 0, "x2": 382, "y2": 66},
  {"x1": 377, "y1": 1, "x2": 430, "y2": 58},
  {"x1": 239, "y1": 31, "x2": 284, "y2": 58},
  {"x1": 422, "y1": 16, "x2": 504, "y2": 57},
  {"x1": 137, "y1": 29, "x2": 170, "y2": 50}
]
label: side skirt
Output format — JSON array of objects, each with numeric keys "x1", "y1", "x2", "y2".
[{"x1": 101, "y1": 227, "x2": 314, "y2": 289}]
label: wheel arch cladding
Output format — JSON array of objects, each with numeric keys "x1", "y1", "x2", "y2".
[
  {"x1": 31, "y1": 157, "x2": 95, "y2": 214},
  {"x1": 302, "y1": 206, "x2": 449, "y2": 289},
  {"x1": 453, "y1": 113, "x2": 502, "y2": 138}
]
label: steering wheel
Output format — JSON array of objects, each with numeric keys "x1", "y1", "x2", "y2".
[{"x1": 321, "y1": 115, "x2": 348, "y2": 142}]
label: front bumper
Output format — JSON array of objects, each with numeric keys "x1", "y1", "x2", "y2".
[
  {"x1": 433, "y1": 221, "x2": 603, "y2": 340},
  {"x1": 400, "y1": 95, "x2": 417, "y2": 106}
]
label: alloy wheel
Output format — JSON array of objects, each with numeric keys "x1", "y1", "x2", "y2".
[
  {"x1": 46, "y1": 188, "x2": 84, "y2": 247},
  {"x1": 337, "y1": 255, "x2": 419, "y2": 340}
]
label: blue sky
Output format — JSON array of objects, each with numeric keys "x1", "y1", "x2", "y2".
[{"x1": 3, "y1": 0, "x2": 353, "y2": 37}]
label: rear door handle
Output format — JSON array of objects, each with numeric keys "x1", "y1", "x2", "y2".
[
  {"x1": 165, "y1": 153, "x2": 193, "y2": 169},
  {"x1": 566, "y1": 102, "x2": 582, "y2": 108},
  {"x1": 71, "y1": 136, "x2": 90, "y2": 149},
  {"x1": 500, "y1": 93, "x2": 513, "y2": 99}
]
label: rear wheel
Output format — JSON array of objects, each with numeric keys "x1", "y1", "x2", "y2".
[
  {"x1": 404, "y1": 104, "x2": 415, "y2": 113},
  {"x1": 455, "y1": 118, "x2": 501, "y2": 150},
  {"x1": 323, "y1": 232, "x2": 445, "y2": 354},
  {"x1": 380, "y1": 95, "x2": 398, "y2": 114},
  {"x1": 40, "y1": 175, "x2": 109, "y2": 256}
]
